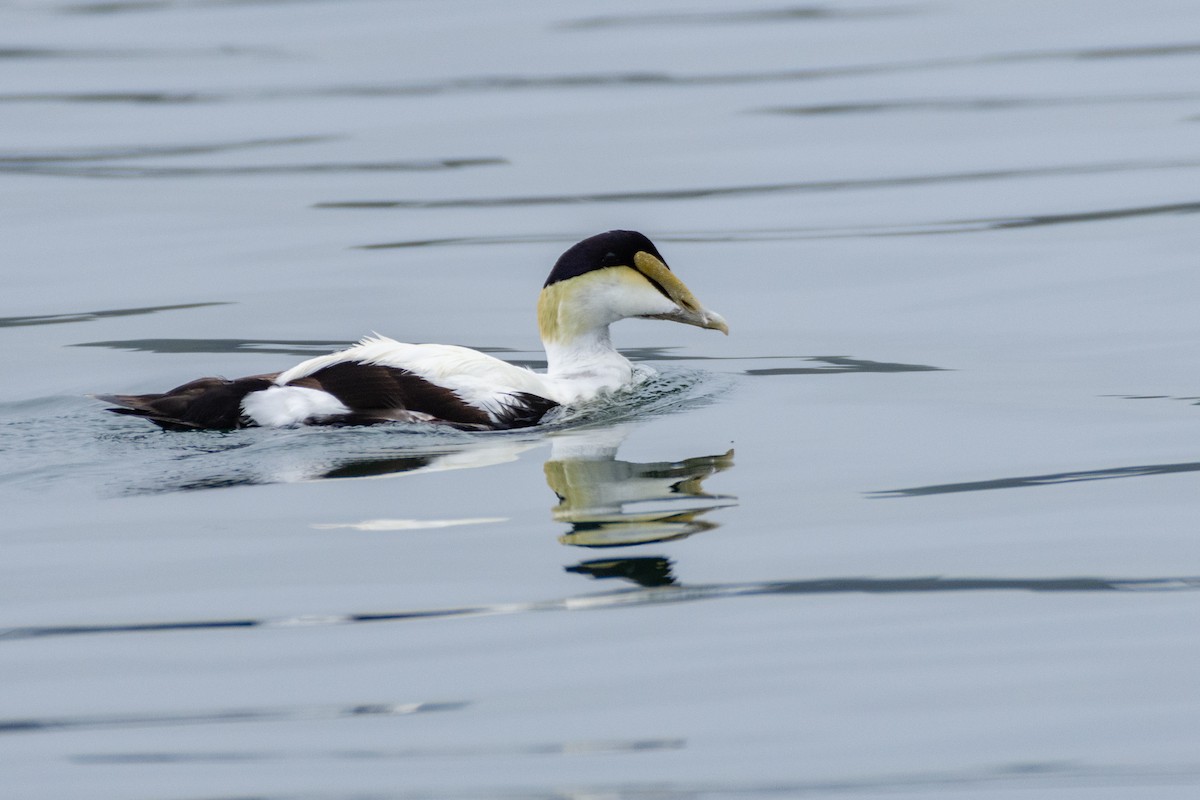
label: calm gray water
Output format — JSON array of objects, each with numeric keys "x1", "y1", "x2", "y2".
[{"x1": 4, "y1": 1, "x2": 1200, "y2": 798}]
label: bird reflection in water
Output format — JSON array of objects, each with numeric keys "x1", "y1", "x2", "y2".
[
  {"x1": 128, "y1": 420, "x2": 735, "y2": 592},
  {"x1": 566, "y1": 556, "x2": 678, "y2": 587},
  {"x1": 544, "y1": 425, "x2": 736, "y2": 587}
]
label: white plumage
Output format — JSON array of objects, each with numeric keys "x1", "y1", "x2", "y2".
[
  {"x1": 241, "y1": 385, "x2": 351, "y2": 428},
  {"x1": 271, "y1": 335, "x2": 553, "y2": 424}
]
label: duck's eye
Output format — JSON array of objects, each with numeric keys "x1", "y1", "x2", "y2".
[{"x1": 600, "y1": 251, "x2": 620, "y2": 267}]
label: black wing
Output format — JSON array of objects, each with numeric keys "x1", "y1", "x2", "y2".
[{"x1": 296, "y1": 362, "x2": 558, "y2": 430}]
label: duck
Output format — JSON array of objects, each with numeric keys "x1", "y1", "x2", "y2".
[{"x1": 98, "y1": 230, "x2": 728, "y2": 431}]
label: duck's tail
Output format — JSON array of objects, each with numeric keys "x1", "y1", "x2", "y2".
[{"x1": 94, "y1": 376, "x2": 275, "y2": 431}]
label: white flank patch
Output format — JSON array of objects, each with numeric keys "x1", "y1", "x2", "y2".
[
  {"x1": 312, "y1": 517, "x2": 507, "y2": 531},
  {"x1": 240, "y1": 385, "x2": 350, "y2": 427}
]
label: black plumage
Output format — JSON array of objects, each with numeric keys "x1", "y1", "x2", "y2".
[
  {"x1": 542, "y1": 230, "x2": 668, "y2": 288},
  {"x1": 99, "y1": 363, "x2": 559, "y2": 432},
  {"x1": 97, "y1": 376, "x2": 274, "y2": 431},
  {"x1": 305, "y1": 362, "x2": 494, "y2": 427}
]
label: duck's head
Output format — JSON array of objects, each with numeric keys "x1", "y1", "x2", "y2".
[{"x1": 537, "y1": 230, "x2": 728, "y2": 344}]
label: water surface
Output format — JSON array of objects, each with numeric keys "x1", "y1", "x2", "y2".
[{"x1": 3, "y1": 1, "x2": 1200, "y2": 798}]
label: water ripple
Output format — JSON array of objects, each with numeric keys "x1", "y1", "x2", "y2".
[
  {"x1": 1106, "y1": 393, "x2": 1200, "y2": 404},
  {"x1": 3, "y1": 575, "x2": 1195, "y2": 643},
  {"x1": 0, "y1": 302, "x2": 229, "y2": 329},
  {"x1": 60, "y1": 0, "x2": 351, "y2": 14},
  {"x1": 6, "y1": 41, "x2": 1200, "y2": 105},
  {"x1": 88, "y1": 761, "x2": 1200, "y2": 798},
  {"x1": 0, "y1": 701, "x2": 465, "y2": 736},
  {"x1": 0, "y1": 135, "x2": 334, "y2": 164},
  {"x1": 72, "y1": 337, "x2": 354, "y2": 356},
  {"x1": 71, "y1": 736, "x2": 684, "y2": 763},
  {"x1": 762, "y1": 90, "x2": 1200, "y2": 116},
  {"x1": 0, "y1": 90, "x2": 216, "y2": 104},
  {"x1": 0, "y1": 44, "x2": 284, "y2": 59},
  {"x1": 874, "y1": 460, "x2": 1200, "y2": 497},
  {"x1": 316, "y1": 157, "x2": 1200, "y2": 209},
  {"x1": 559, "y1": 5, "x2": 908, "y2": 30},
  {"x1": 357, "y1": 199, "x2": 1200, "y2": 251},
  {"x1": 982, "y1": 200, "x2": 1200, "y2": 230},
  {"x1": 1, "y1": 158, "x2": 504, "y2": 179},
  {"x1": 745, "y1": 356, "x2": 945, "y2": 376}
]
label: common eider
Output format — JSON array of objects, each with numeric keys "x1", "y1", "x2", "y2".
[{"x1": 98, "y1": 230, "x2": 728, "y2": 432}]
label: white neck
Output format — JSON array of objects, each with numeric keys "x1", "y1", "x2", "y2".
[
  {"x1": 541, "y1": 325, "x2": 633, "y2": 404},
  {"x1": 536, "y1": 268, "x2": 675, "y2": 405}
]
